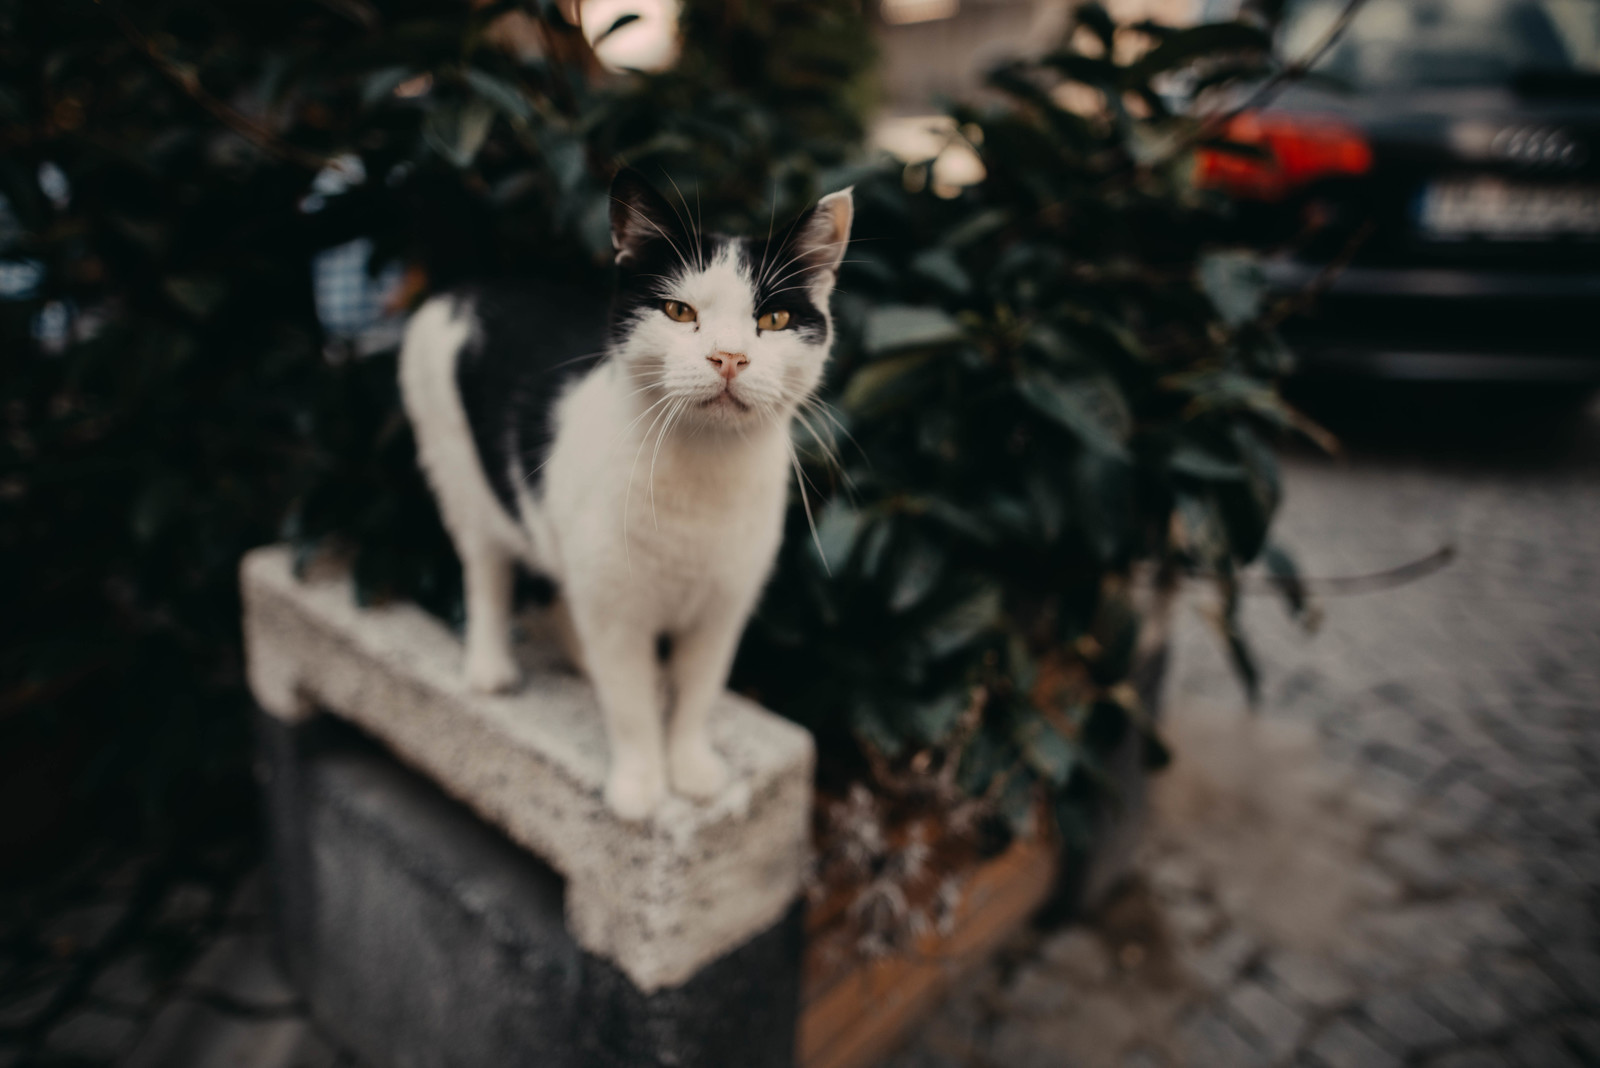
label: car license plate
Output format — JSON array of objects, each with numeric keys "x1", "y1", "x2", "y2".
[{"x1": 1417, "y1": 177, "x2": 1600, "y2": 240}]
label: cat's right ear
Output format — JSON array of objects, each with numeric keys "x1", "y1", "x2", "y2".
[{"x1": 609, "y1": 170, "x2": 681, "y2": 268}]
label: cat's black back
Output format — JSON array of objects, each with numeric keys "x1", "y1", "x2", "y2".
[{"x1": 449, "y1": 280, "x2": 608, "y2": 514}]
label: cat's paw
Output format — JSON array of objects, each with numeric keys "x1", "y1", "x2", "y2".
[
  {"x1": 464, "y1": 645, "x2": 520, "y2": 693},
  {"x1": 606, "y1": 760, "x2": 667, "y2": 822},
  {"x1": 669, "y1": 741, "x2": 731, "y2": 801}
]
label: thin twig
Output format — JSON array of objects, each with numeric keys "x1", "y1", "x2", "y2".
[
  {"x1": 106, "y1": 5, "x2": 330, "y2": 170},
  {"x1": 1208, "y1": 0, "x2": 1370, "y2": 130},
  {"x1": 1260, "y1": 218, "x2": 1375, "y2": 331},
  {"x1": 1216, "y1": 544, "x2": 1457, "y2": 596}
]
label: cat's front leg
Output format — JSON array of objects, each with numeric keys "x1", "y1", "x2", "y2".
[
  {"x1": 572, "y1": 611, "x2": 668, "y2": 820},
  {"x1": 462, "y1": 542, "x2": 520, "y2": 693},
  {"x1": 665, "y1": 613, "x2": 742, "y2": 801}
]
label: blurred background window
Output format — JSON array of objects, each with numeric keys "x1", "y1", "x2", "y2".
[{"x1": 1283, "y1": 0, "x2": 1600, "y2": 90}]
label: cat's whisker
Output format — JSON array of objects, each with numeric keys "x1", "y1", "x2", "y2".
[
  {"x1": 754, "y1": 178, "x2": 780, "y2": 297},
  {"x1": 756, "y1": 214, "x2": 809, "y2": 293},
  {"x1": 543, "y1": 349, "x2": 608, "y2": 371},
  {"x1": 622, "y1": 392, "x2": 682, "y2": 552},
  {"x1": 660, "y1": 173, "x2": 705, "y2": 273},
  {"x1": 802, "y1": 397, "x2": 869, "y2": 473},
  {"x1": 648, "y1": 397, "x2": 689, "y2": 529},
  {"x1": 759, "y1": 249, "x2": 858, "y2": 299},
  {"x1": 787, "y1": 444, "x2": 830, "y2": 577},
  {"x1": 616, "y1": 199, "x2": 695, "y2": 278},
  {"x1": 757, "y1": 238, "x2": 852, "y2": 295},
  {"x1": 792, "y1": 407, "x2": 857, "y2": 498},
  {"x1": 522, "y1": 378, "x2": 669, "y2": 486}
]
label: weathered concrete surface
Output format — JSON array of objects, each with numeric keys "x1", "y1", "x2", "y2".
[
  {"x1": 240, "y1": 545, "x2": 813, "y2": 994},
  {"x1": 257, "y1": 713, "x2": 803, "y2": 1068},
  {"x1": 885, "y1": 397, "x2": 1600, "y2": 1067}
]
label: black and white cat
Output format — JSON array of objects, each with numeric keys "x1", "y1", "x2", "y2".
[{"x1": 399, "y1": 170, "x2": 852, "y2": 820}]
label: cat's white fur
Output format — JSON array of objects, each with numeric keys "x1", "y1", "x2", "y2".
[{"x1": 399, "y1": 188, "x2": 852, "y2": 820}]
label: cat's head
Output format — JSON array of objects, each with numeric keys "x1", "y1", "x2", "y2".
[{"x1": 606, "y1": 169, "x2": 852, "y2": 432}]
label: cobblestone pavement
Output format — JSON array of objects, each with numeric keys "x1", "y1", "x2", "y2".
[
  {"x1": 5, "y1": 397, "x2": 1598, "y2": 1068},
  {"x1": 887, "y1": 396, "x2": 1600, "y2": 1068},
  {"x1": 0, "y1": 842, "x2": 354, "y2": 1068}
]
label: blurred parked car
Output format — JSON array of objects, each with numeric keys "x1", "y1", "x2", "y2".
[{"x1": 1199, "y1": 0, "x2": 1600, "y2": 381}]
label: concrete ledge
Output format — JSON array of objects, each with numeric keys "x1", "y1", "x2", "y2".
[
  {"x1": 257, "y1": 713, "x2": 804, "y2": 1068},
  {"x1": 240, "y1": 545, "x2": 814, "y2": 994}
]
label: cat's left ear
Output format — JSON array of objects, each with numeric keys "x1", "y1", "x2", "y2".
[
  {"x1": 610, "y1": 169, "x2": 684, "y2": 269},
  {"x1": 786, "y1": 187, "x2": 854, "y2": 290}
]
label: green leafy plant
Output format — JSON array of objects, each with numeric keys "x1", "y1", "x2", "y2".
[
  {"x1": 734, "y1": 5, "x2": 1325, "y2": 869},
  {"x1": 1, "y1": 0, "x2": 1317, "y2": 883},
  {"x1": 0, "y1": 0, "x2": 871, "y2": 843}
]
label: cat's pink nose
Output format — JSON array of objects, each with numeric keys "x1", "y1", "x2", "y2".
[{"x1": 708, "y1": 351, "x2": 749, "y2": 381}]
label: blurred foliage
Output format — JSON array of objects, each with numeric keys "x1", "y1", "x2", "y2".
[
  {"x1": 736, "y1": 5, "x2": 1324, "y2": 851},
  {"x1": 0, "y1": 0, "x2": 872, "y2": 842},
  {"x1": 0, "y1": 0, "x2": 1312, "y2": 862}
]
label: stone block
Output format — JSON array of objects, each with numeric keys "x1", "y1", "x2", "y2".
[
  {"x1": 240, "y1": 545, "x2": 814, "y2": 994},
  {"x1": 1361, "y1": 989, "x2": 1457, "y2": 1055},
  {"x1": 41, "y1": 1008, "x2": 140, "y2": 1062},
  {"x1": 258, "y1": 712, "x2": 804, "y2": 1068},
  {"x1": 1226, "y1": 981, "x2": 1306, "y2": 1062},
  {"x1": 122, "y1": 995, "x2": 331, "y2": 1068},
  {"x1": 1306, "y1": 1017, "x2": 1402, "y2": 1068}
]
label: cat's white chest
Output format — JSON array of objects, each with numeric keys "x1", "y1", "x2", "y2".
[{"x1": 537, "y1": 370, "x2": 789, "y2": 628}]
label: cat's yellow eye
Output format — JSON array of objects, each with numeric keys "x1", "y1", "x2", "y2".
[
  {"x1": 662, "y1": 300, "x2": 697, "y2": 323},
  {"x1": 757, "y1": 309, "x2": 791, "y2": 332}
]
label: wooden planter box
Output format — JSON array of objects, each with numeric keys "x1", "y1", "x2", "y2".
[{"x1": 798, "y1": 833, "x2": 1059, "y2": 1068}]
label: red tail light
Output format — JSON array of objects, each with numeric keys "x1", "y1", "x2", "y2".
[{"x1": 1196, "y1": 113, "x2": 1373, "y2": 201}]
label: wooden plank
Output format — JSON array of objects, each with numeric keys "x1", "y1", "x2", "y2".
[{"x1": 797, "y1": 836, "x2": 1058, "y2": 1068}]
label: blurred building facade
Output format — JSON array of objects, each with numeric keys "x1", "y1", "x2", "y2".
[{"x1": 875, "y1": 0, "x2": 1202, "y2": 112}]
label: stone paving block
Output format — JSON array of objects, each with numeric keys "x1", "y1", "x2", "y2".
[
  {"x1": 1483, "y1": 955, "x2": 1568, "y2": 1019},
  {"x1": 0, "y1": 969, "x2": 67, "y2": 1031},
  {"x1": 1265, "y1": 950, "x2": 1357, "y2": 1011},
  {"x1": 1037, "y1": 928, "x2": 1112, "y2": 984},
  {"x1": 1545, "y1": 946, "x2": 1600, "y2": 1003},
  {"x1": 1121, "y1": 1048, "x2": 1168, "y2": 1068},
  {"x1": 1306, "y1": 1017, "x2": 1402, "y2": 1068},
  {"x1": 154, "y1": 882, "x2": 217, "y2": 930},
  {"x1": 1563, "y1": 1018, "x2": 1600, "y2": 1061},
  {"x1": 89, "y1": 947, "x2": 166, "y2": 1012},
  {"x1": 1227, "y1": 981, "x2": 1307, "y2": 1062},
  {"x1": 1188, "y1": 928, "x2": 1260, "y2": 992},
  {"x1": 1444, "y1": 900, "x2": 1524, "y2": 952},
  {"x1": 1445, "y1": 843, "x2": 1531, "y2": 894},
  {"x1": 122, "y1": 996, "x2": 325, "y2": 1068},
  {"x1": 183, "y1": 931, "x2": 302, "y2": 1011},
  {"x1": 1417, "y1": 972, "x2": 1512, "y2": 1040},
  {"x1": 41, "y1": 902, "x2": 128, "y2": 959},
  {"x1": 1176, "y1": 1008, "x2": 1267, "y2": 1068},
  {"x1": 1005, "y1": 964, "x2": 1072, "y2": 1017},
  {"x1": 1506, "y1": 1027, "x2": 1585, "y2": 1068},
  {"x1": 1423, "y1": 1049, "x2": 1515, "y2": 1068},
  {"x1": 225, "y1": 871, "x2": 266, "y2": 925},
  {"x1": 1373, "y1": 830, "x2": 1455, "y2": 898},
  {"x1": 1350, "y1": 863, "x2": 1407, "y2": 908},
  {"x1": 42, "y1": 1007, "x2": 141, "y2": 1061},
  {"x1": 1507, "y1": 897, "x2": 1593, "y2": 945},
  {"x1": 1362, "y1": 989, "x2": 1458, "y2": 1056},
  {"x1": 1356, "y1": 905, "x2": 1476, "y2": 970}
]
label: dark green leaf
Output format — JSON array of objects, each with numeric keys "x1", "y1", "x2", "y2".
[
  {"x1": 1015, "y1": 369, "x2": 1132, "y2": 459},
  {"x1": 1018, "y1": 719, "x2": 1078, "y2": 785},
  {"x1": 861, "y1": 305, "x2": 964, "y2": 355},
  {"x1": 923, "y1": 585, "x2": 1002, "y2": 658}
]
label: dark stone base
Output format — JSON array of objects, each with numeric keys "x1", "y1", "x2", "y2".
[{"x1": 255, "y1": 711, "x2": 803, "y2": 1068}]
